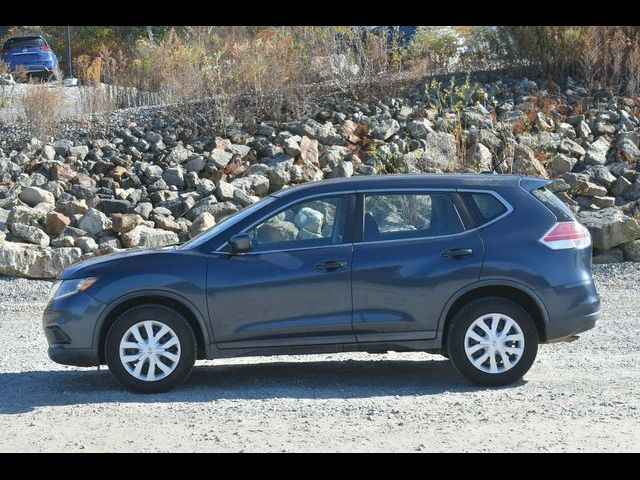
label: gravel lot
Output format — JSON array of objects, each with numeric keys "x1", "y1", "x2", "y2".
[{"x1": 0, "y1": 264, "x2": 638, "y2": 452}]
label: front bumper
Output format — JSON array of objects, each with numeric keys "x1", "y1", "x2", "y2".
[
  {"x1": 48, "y1": 346, "x2": 100, "y2": 367},
  {"x1": 42, "y1": 291, "x2": 106, "y2": 367}
]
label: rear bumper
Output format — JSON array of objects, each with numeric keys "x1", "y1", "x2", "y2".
[
  {"x1": 544, "y1": 309, "x2": 599, "y2": 340},
  {"x1": 7, "y1": 63, "x2": 55, "y2": 74},
  {"x1": 536, "y1": 279, "x2": 600, "y2": 342}
]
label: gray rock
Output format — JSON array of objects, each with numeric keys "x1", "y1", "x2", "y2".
[
  {"x1": 577, "y1": 207, "x2": 640, "y2": 250},
  {"x1": 100, "y1": 199, "x2": 130, "y2": 216},
  {"x1": 185, "y1": 157, "x2": 206, "y2": 173},
  {"x1": 163, "y1": 166, "x2": 185, "y2": 188},
  {"x1": 0, "y1": 242, "x2": 82, "y2": 279},
  {"x1": 10, "y1": 223, "x2": 50, "y2": 246},
  {"x1": 19, "y1": 187, "x2": 55, "y2": 207},
  {"x1": 547, "y1": 178, "x2": 570, "y2": 193},
  {"x1": 231, "y1": 174, "x2": 270, "y2": 196},
  {"x1": 166, "y1": 144, "x2": 190, "y2": 163},
  {"x1": 76, "y1": 236, "x2": 99, "y2": 253},
  {"x1": 406, "y1": 119, "x2": 434, "y2": 138},
  {"x1": 592, "y1": 247, "x2": 624, "y2": 264},
  {"x1": 189, "y1": 212, "x2": 216, "y2": 238},
  {"x1": 621, "y1": 240, "x2": 640, "y2": 262},
  {"x1": 215, "y1": 180, "x2": 236, "y2": 201},
  {"x1": 111, "y1": 213, "x2": 144, "y2": 234},
  {"x1": 559, "y1": 138, "x2": 586, "y2": 157},
  {"x1": 69, "y1": 145, "x2": 89, "y2": 160},
  {"x1": 617, "y1": 137, "x2": 640, "y2": 163},
  {"x1": 611, "y1": 176, "x2": 632, "y2": 197},
  {"x1": 256, "y1": 219, "x2": 298, "y2": 243},
  {"x1": 41, "y1": 144, "x2": 56, "y2": 161},
  {"x1": 7, "y1": 205, "x2": 43, "y2": 227},
  {"x1": 624, "y1": 180, "x2": 640, "y2": 201},
  {"x1": 512, "y1": 144, "x2": 548, "y2": 177},
  {"x1": 77, "y1": 208, "x2": 112, "y2": 236},
  {"x1": 121, "y1": 225, "x2": 179, "y2": 248},
  {"x1": 370, "y1": 118, "x2": 400, "y2": 140},
  {"x1": 549, "y1": 154, "x2": 576, "y2": 176},
  {"x1": 584, "y1": 137, "x2": 611, "y2": 165},
  {"x1": 210, "y1": 148, "x2": 234, "y2": 169},
  {"x1": 333, "y1": 161, "x2": 354, "y2": 178}
]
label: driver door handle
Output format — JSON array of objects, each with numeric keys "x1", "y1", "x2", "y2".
[
  {"x1": 315, "y1": 260, "x2": 348, "y2": 272},
  {"x1": 441, "y1": 248, "x2": 473, "y2": 259}
]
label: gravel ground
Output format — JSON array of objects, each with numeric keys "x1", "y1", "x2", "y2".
[{"x1": 0, "y1": 264, "x2": 638, "y2": 452}]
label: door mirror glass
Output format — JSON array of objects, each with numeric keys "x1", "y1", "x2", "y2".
[{"x1": 229, "y1": 233, "x2": 252, "y2": 254}]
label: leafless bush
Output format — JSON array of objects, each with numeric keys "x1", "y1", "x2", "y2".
[{"x1": 20, "y1": 83, "x2": 65, "y2": 138}]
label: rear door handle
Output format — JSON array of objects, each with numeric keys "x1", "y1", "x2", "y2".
[
  {"x1": 315, "y1": 260, "x2": 348, "y2": 271},
  {"x1": 441, "y1": 248, "x2": 473, "y2": 259}
]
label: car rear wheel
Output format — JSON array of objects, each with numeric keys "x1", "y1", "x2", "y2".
[
  {"x1": 105, "y1": 304, "x2": 196, "y2": 393},
  {"x1": 447, "y1": 297, "x2": 538, "y2": 387}
]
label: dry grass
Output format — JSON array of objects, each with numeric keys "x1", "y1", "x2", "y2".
[{"x1": 20, "y1": 83, "x2": 65, "y2": 138}]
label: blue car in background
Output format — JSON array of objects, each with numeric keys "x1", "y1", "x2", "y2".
[{"x1": 0, "y1": 35, "x2": 60, "y2": 81}]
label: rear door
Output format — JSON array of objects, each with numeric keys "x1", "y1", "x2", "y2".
[{"x1": 351, "y1": 189, "x2": 485, "y2": 342}]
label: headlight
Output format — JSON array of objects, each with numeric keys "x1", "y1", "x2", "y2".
[{"x1": 49, "y1": 277, "x2": 98, "y2": 301}]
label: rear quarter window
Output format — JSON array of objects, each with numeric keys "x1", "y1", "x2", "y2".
[
  {"x1": 531, "y1": 187, "x2": 575, "y2": 221},
  {"x1": 459, "y1": 192, "x2": 508, "y2": 227}
]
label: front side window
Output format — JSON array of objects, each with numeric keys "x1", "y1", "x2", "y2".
[
  {"x1": 247, "y1": 196, "x2": 347, "y2": 251},
  {"x1": 363, "y1": 192, "x2": 463, "y2": 242}
]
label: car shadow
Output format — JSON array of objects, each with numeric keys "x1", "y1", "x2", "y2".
[{"x1": 0, "y1": 358, "x2": 525, "y2": 414}]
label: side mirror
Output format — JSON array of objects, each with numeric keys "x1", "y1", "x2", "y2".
[{"x1": 229, "y1": 233, "x2": 252, "y2": 255}]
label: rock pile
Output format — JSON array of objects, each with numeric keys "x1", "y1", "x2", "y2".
[{"x1": 1, "y1": 75, "x2": 640, "y2": 277}]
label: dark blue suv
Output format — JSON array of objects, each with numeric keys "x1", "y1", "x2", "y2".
[
  {"x1": 1, "y1": 36, "x2": 60, "y2": 80},
  {"x1": 43, "y1": 174, "x2": 600, "y2": 393}
]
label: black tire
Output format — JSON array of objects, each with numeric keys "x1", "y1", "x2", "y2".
[
  {"x1": 105, "y1": 304, "x2": 197, "y2": 393},
  {"x1": 446, "y1": 297, "x2": 538, "y2": 387}
]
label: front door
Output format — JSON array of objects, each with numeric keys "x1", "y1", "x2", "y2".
[
  {"x1": 207, "y1": 194, "x2": 356, "y2": 348},
  {"x1": 351, "y1": 190, "x2": 484, "y2": 342}
]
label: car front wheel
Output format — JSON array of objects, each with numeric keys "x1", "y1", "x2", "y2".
[
  {"x1": 105, "y1": 304, "x2": 196, "y2": 393},
  {"x1": 447, "y1": 297, "x2": 538, "y2": 387}
]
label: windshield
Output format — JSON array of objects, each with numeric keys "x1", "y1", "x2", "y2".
[{"x1": 179, "y1": 195, "x2": 277, "y2": 250}]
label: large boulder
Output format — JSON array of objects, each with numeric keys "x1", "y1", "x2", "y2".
[
  {"x1": 577, "y1": 208, "x2": 640, "y2": 250},
  {"x1": 121, "y1": 225, "x2": 179, "y2": 248},
  {"x1": 0, "y1": 242, "x2": 82, "y2": 279}
]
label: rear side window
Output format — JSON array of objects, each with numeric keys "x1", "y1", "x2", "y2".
[
  {"x1": 460, "y1": 192, "x2": 508, "y2": 227},
  {"x1": 531, "y1": 187, "x2": 574, "y2": 221},
  {"x1": 3, "y1": 37, "x2": 46, "y2": 50},
  {"x1": 363, "y1": 192, "x2": 464, "y2": 242}
]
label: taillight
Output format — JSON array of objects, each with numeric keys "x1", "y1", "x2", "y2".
[
  {"x1": 40, "y1": 45, "x2": 52, "y2": 52},
  {"x1": 539, "y1": 221, "x2": 591, "y2": 250}
]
